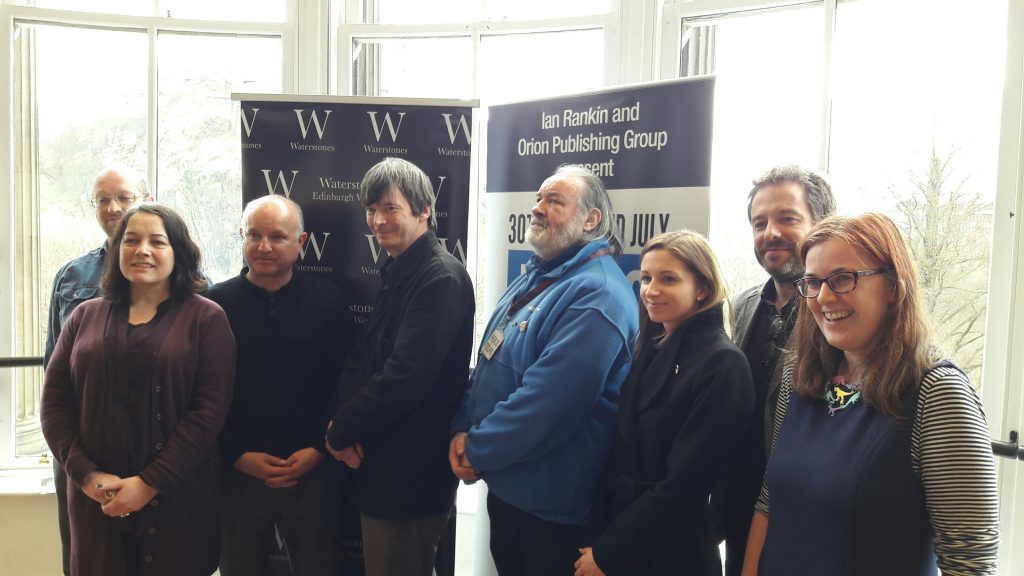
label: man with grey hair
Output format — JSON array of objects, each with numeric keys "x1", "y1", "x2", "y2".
[
  {"x1": 208, "y1": 195, "x2": 347, "y2": 575},
  {"x1": 44, "y1": 164, "x2": 152, "y2": 576},
  {"x1": 449, "y1": 165, "x2": 638, "y2": 575},
  {"x1": 326, "y1": 158, "x2": 474, "y2": 576},
  {"x1": 714, "y1": 164, "x2": 836, "y2": 576}
]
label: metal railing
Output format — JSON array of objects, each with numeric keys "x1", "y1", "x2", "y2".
[{"x1": 1, "y1": 356, "x2": 1022, "y2": 460}]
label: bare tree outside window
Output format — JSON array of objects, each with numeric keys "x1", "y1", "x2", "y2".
[{"x1": 891, "y1": 147, "x2": 992, "y2": 385}]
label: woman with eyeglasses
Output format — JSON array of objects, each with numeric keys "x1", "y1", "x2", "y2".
[
  {"x1": 741, "y1": 213, "x2": 998, "y2": 576},
  {"x1": 576, "y1": 230, "x2": 752, "y2": 576},
  {"x1": 42, "y1": 204, "x2": 236, "y2": 576}
]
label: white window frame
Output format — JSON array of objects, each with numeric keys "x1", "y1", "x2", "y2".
[
  {"x1": 335, "y1": 2, "x2": 622, "y2": 98},
  {"x1": 660, "y1": 1, "x2": 1024, "y2": 573},
  {"x1": 0, "y1": 1, "x2": 305, "y2": 473}
]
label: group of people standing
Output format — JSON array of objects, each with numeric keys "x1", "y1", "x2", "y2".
[{"x1": 39, "y1": 158, "x2": 998, "y2": 576}]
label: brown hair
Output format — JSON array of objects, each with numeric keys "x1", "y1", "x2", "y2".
[
  {"x1": 102, "y1": 204, "x2": 207, "y2": 303},
  {"x1": 792, "y1": 213, "x2": 938, "y2": 417},
  {"x1": 636, "y1": 230, "x2": 729, "y2": 355}
]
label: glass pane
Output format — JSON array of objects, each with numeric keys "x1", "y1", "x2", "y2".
[
  {"x1": 483, "y1": 0, "x2": 611, "y2": 21},
  {"x1": 479, "y1": 28, "x2": 603, "y2": 104},
  {"x1": 681, "y1": 6, "x2": 826, "y2": 293},
  {"x1": 157, "y1": 32, "x2": 283, "y2": 283},
  {"x1": 829, "y1": 0, "x2": 1008, "y2": 385},
  {"x1": 10, "y1": 0, "x2": 155, "y2": 16},
  {"x1": 159, "y1": 0, "x2": 286, "y2": 22},
  {"x1": 362, "y1": 0, "x2": 611, "y2": 23},
  {"x1": 13, "y1": 23, "x2": 148, "y2": 458},
  {"x1": 352, "y1": 37, "x2": 474, "y2": 99},
  {"x1": 362, "y1": 0, "x2": 479, "y2": 24}
]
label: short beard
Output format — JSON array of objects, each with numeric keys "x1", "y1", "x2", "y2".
[
  {"x1": 766, "y1": 259, "x2": 804, "y2": 283},
  {"x1": 528, "y1": 213, "x2": 586, "y2": 261},
  {"x1": 755, "y1": 242, "x2": 804, "y2": 283}
]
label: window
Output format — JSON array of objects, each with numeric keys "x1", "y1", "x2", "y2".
[
  {"x1": 671, "y1": 0, "x2": 1008, "y2": 390},
  {"x1": 343, "y1": 3, "x2": 615, "y2": 572},
  {"x1": 828, "y1": 0, "x2": 1006, "y2": 386},
  {"x1": 667, "y1": 2, "x2": 1024, "y2": 569},
  {"x1": 675, "y1": 4, "x2": 826, "y2": 292},
  {"x1": 4, "y1": 4, "x2": 286, "y2": 468}
]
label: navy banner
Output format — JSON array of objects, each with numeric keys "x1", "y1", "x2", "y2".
[
  {"x1": 234, "y1": 95, "x2": 475, "y2": 333},
  {"x1": 484, "y1": 78, "x2": 715, "y2": 307}
]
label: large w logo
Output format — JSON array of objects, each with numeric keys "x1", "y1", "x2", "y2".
[
  {"x1": 441, "y1": 113, "x2": 471, "y2": 145},
  {"x1": 431, "y1": 175, "x2": 447, "y2": 214},
  {"x1": 240, "y1": 108, "x2": 259, "y2": 138},
  {"x1": 298, "y1": 232, "x2": 331, "y2": 261},
  {"x1": 366, "y1": 235, "x2": 387, "y2": 264},
  {"x1": 294, "y1": 109, "x2": 332, "y2": 140},
  {"x1": 366, "y1": 111, "x2": 406, "y2": 142},
  {"x1": 260, "y1": 170, "x2": 299, "y2": 198}
]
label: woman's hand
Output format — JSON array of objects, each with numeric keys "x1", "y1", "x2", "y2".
[
  {"x1": 81, "y1": 471, "x2": 123, "y2": 505},
  {"x1": 575, "y1": 547, "x2": 607, "y2": 576},
  {"x1": 99, "y1": 476, "x2": 158, "y2": 517}
]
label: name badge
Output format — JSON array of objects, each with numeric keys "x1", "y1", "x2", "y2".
[{"x1": 481, "y1": 328, "x2": 504, "y2": 360}]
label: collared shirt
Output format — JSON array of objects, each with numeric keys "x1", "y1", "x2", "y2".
[
  {"x1": 207, "y1": 268, "x2": 348, "y2": 464},
  {"x1": 45, "y1": 243, "x2": 109, "y2": 367},
  {"x1": 745, "y1": 279, "x2": 798, "y2": 411}
]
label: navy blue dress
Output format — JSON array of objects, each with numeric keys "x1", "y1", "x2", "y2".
[{"x1": 760, "y1": 381, "x2": 936, "y2": 576}]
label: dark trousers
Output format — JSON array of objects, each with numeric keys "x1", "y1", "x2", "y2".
[
  {"x1": 487, "y1": 493, "x2": 584, "y2": 576},
  {"x1": 220, "y1": 463, "x2": 335, "y2": 576},
  {"x1": 360, "y1": 511, "x2": 450, "y2": 576},
  {"x1": 54, "y1": 460, "x2": 71, "y2": 576},
  {"x1": 714, "y1": 444, "x2": 764, "y2": 576}
]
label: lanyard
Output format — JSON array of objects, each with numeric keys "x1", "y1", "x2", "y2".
[{"x1": 505, "y1": 247, "x2": 610, "y2": 321}]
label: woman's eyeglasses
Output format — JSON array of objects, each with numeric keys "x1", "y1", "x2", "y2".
[{"x1": 795, "y1": 268, "x2": 893, "y2": 298}]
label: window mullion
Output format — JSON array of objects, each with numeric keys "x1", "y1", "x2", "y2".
[
  {"x1": 820, "y1": 0, "x2": 835, "y2": 174},
  {"x1": 148, "y1": 24, "x2": 158, "y2": 197}
]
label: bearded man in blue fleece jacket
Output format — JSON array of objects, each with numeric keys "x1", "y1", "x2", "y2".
[{"x1": 450, "y1": 165, "x2": 638, "y2": 576}]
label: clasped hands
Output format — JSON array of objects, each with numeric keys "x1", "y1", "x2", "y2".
[
  {"x1": 235, "y1": 447, "x2": 324, "y2": 488},
  {"x1": 82, "y1": 471, "x2": 157, "y2": 518}
]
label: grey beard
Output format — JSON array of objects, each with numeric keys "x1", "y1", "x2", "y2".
[
  {"x1": 528, "y1": 217, "x2": 585, "y2": 260},
  {"x1": 768, "y1": 260, "x2": 804, "y2": 283}
]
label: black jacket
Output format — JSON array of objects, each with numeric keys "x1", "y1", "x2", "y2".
[
  {"x1": 327, "y1": 230, "x2": 475, "y2": 518},
  {"x1": 589, "y1": 305, "x2": 753, "y2": 575}
]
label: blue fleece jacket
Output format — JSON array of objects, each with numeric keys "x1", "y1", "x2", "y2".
[{"x1": 452, "y1": 239, "x2": 638, "y2": 525}]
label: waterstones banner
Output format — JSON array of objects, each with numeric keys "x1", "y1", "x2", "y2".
[
  {"x1": 233, "y1": 94, "x2": 476, "y2": 576},
  {"x1": 484, "y1": 77, "x2": 715, "y2": 308},
  {"x1": 233, "y1": 94, "x2": 476, "y2": 334}
]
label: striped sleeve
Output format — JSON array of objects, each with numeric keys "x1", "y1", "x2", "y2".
[
  {"x1": 912, "y1": 364, "x2": 999, "y2": 576},
  {"x1": 754, "y1": 360, "x2": 793, "y2": 516}
]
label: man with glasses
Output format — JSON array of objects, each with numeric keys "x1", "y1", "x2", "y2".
[
  {"x1": 43, "y1": 164, "x2": 152, "y2": 576},
  {"x1": 714, "y1": 165, "x2": 836, "y2": 576}
]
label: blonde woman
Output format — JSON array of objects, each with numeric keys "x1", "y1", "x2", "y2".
[{"x1": 577, "y1": 230, "x2": 753, "y2": 575}]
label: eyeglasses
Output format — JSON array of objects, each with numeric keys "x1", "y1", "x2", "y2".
[
  {"x1": 91, "y1": 193, "x2": 138, "y2": 208},
  {"x1": 795, "y1": 268, "x2": 893, "y2": 298}
]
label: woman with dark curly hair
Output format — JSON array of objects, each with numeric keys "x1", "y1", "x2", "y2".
[{"x1": 42, "y1": 203, "x2": 236, "y2": 576}]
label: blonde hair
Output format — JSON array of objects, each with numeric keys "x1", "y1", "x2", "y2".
[
  {"x1": 637, "y1": 230, "x2": 729, "y2": 352},
  {"x1": 792, "y1": 213, "x2": 938, "y2": 417}
]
